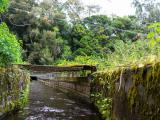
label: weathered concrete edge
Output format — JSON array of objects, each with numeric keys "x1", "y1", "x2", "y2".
[
  {"x1": 0, "y1": 65, "x2": 30, "y2": 119},
  {"x1": 90, "y1": 62, "x2": 160, "y2": 120}
]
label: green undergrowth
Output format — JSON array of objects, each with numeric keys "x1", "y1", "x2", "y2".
[
  {"x1": 91, "y1": 67, "x2": 122, "y2": 120},
  {"x1": 57, "y1": 22, "x2": 160, "y2": 71},
  {"x1": 57, "y1": 39, "x2": 160, "y2": 71},
  {"x1": 0, "y1": 23, "x2": 22, "y2": 66}
]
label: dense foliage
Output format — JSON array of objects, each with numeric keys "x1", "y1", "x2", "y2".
[
  {"x1": 0, "y1": 0, "x2": 160, "y2": 69},
  {"x1": 67, "y1": 15, "x2": 142, "y2": 58},
  {"x1": 0, "y1": 0, "x2": 8, "y2": 12},
  {"x1": 0, "y1": 0, "x2": 22, "y2": 66},
  {"x1": 0, "y1": 23, "x2": 22, "y2": 66},
  {"x1": 1, "y1": 0, "x2": 145, "y2": 66},
  {"x1": 1, "y1": 0, "x2": 160, "y2": 119},
  {"x1": 3, "y1": 0, "x2": 71, "y2": 64},
  {"x1": 133, "y1": 0, "x2": 160, "y2": 23}
]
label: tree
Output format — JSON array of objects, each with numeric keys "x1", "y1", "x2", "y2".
[
  {"x1": 63, "y1": 0, "x2": 101, "y2": 22},
  {"x1": 66, "y1": 15, "x2": 143, "y2": 59},
  {"x1": 86, "y1": 5, "x2": 101, "y2": 17},
  {"x1": 2, "y1": 0, "x2": 71, "y2": 65},
  {"x1": 132, "y1": 0, "x2": 160, "y2": 23},
  {"x1": 63, "y1": 0, "x2": 84, "y2": 22},
  {"x1": 111, "y1": 16, "x2": 142, "y2": 41}
]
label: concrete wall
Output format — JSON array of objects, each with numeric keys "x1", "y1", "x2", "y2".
[
  {"x1": 0, "y1": 65, "x2": 30, "y2": 118},
  {"x1": 91, "y1": 62, "x2": 160, "y2": 120},
  {"x1": 38, "y1": 71, "x2": 91, "y2": 101},
  {"x1": 40, "y1": 77, "x2": 90, "y2": 98}
]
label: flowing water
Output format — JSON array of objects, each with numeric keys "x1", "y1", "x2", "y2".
[{"x1": 5, "y1": 81, "x2": 100, "y2": 120}]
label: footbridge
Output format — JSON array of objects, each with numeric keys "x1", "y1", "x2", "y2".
[{"x1": 18, "y1": 64, "x2": 97, "y2": 100}]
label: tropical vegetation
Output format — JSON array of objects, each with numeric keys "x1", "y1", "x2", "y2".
[{"x1": 0, "y1": 0, "x2": 160, "y2": 69}]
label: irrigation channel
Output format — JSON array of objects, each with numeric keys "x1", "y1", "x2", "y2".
[{"x1": 5, "y1": 81, "x2": 100, "y2": 120}]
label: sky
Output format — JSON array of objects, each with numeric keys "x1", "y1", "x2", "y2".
[
  {"x1": 40, "y1": 0, "x2": 136, "y2": 17},
  {"x1": 81, "y1": 0, "x2": 136, "y2": 16}
]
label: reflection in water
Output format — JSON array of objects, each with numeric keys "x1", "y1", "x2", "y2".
[{"x1": 5, "y1": 81, "x2": 100, "y2": 120}]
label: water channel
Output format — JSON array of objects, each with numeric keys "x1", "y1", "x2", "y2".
[{"x1": 5, "y1": 81, "x2": 100, "y2": 120}]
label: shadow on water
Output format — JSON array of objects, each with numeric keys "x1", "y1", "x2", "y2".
[{"x1": 5, "y1": 81, "x2": 100, "y2": 120}]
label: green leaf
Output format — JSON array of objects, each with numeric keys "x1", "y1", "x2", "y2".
[
  {"x1": 156, "y1": 27, "x2": 160, "y2": 33},
  {"x1": 156, "y1": 37, "x2": 160, "y2": 42},
  {"x1": 147, "y1": 32, "x2": 155, "y2": 39},
  {"x1": 0, "y1": 0, "x2": 9, "y2": 13},
  {"x1": 0, "y1": 22, "x2": 22, "y2": 66},
  {"x1": 149, "y1": 39, "x2": 156, "y2": 46}
]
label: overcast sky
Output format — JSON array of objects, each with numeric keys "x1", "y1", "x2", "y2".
[
  {"x1": 41, "y1": 0, "x2": 136, "y2": 17},
  {"x1": 81, "y1": 0, "x2": 136, "y2": 16}
]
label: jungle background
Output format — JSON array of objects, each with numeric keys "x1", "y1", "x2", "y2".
[{"x1": 0, "y1": 0, "x2": 160, "y2": 70}]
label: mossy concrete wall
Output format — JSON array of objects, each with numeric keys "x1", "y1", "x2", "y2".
[
  {"x1": 40, "y1": 76, "x2": 90, "y2": 100},
  {"x1": 0, "y1": 65, "x2": 30, "y2": 118},
  {"x1": 91, "y1": 62, "x2": 160, "y2": 120},
  {"x1": 37, "y1": 71, "x2": 91, "y2": 101}
]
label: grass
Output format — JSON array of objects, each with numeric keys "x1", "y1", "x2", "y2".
[{"x1": 57, "y1": 39, "x2": 160, "y2": 71}]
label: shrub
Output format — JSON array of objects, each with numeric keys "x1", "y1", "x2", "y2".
[
  {"x1": 0, "y1": 23, "x2": 22, "y2": 66},
  {"x1": 0, "y1": 0, "x2": 9, "y2": 12}
]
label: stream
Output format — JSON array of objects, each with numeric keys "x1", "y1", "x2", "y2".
[{"x1": 5, "y1": 81, "x2": 100, "y2": 120}]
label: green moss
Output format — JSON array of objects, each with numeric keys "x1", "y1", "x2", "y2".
[
  {"x1": 0, "y1": 65, "x2": 30, "y2": 116},
  {"x1": 91, "y1": 69, "x2": 120, "y2": 120},
  {"x1": 19, "y1": 84, "x2": 30, "y2": 108},
  {"x1": 127, "y1": 87, "x2": 138, "y2": 112},
  {"x1": 91, "y1": 61, "x2": 160, "y2": 120}
]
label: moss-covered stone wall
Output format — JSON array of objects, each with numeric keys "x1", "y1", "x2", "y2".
[
  {"x1": 91, "y1": 62, "x2": 160, "y2": 120},
  {"x1": 0, "y1": 65, "x2": 30, "y2": 117}
]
